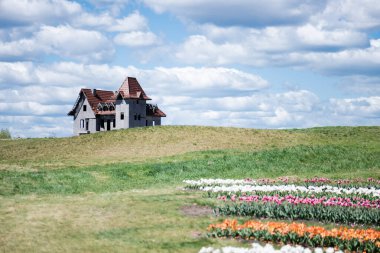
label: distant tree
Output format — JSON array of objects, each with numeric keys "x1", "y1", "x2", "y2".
[{"x1": 0, "y1": 129, "x2": 11, "y2": 139}]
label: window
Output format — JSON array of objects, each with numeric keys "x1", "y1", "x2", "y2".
[
  {"x1": 138, "y1": 115, "x2": 141, "y2": 120},
  {"x1": 83, "y1": 105, "x2": 87, "y2": 111},
  {"x1": 120, "y1": 112, "x2": 124, "y2": 120},
  {"x1": 80, "y1": 119, "x2": 84, "y2": 128},
  {"x1": 134, "y1": 114, "x2": 137, "y2": 120},
  {"x1": 113, "y1": 119, "x2": 116, "y2": 128},
  {"x1": 85, "y1": 119, "x2": 89, "y2": 130},
  {"x1": 136, "y1": 100, "x2": 139, "y2": 104}
]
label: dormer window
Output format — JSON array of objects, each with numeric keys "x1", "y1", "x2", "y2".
[{"x1": 83, "y1": 105, "x2": 87, "y2": 111}]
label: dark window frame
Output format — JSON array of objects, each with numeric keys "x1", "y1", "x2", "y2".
[
  {"x1": 83, "y1": 105, "x2": 87, "y2": 111},
  {"x1": 120, "y1": 112, "x2": 124, "y2": 120}
]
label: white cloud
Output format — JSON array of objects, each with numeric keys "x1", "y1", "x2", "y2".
[
  {"x1": 108, "y1": 11, "x2": 148, "y2": 32},
  {"x1": 0, "y1": 86, "x2": 79, "y2": 104},
  {"x1": 0, "y1": 25, "x2": 114, "y2": 62},
  {"x1": 0, "y1": 116, "x2": 72, "y2": 138},
  {"x1": 75, "y1": 11, "x2": 148, "y2": 32},
  {"x1": 85, "y1": 0, "x2": 129, "y2": 16},
  {"x1": 174, "y1": 28, "x2": 378, "y2": 76},
  {"x1": 0, "y1": 102, "x2": 71, "y2": 116},
  {"x1": 176, "y1": 35, "x2": 248, "y2": 65},
  {"x1": 155, "y1": 89, "x2": 319, "y2": 129},
  {"x1": 295, "y1": 24, "x2": 368, "y2": 49},
  {"x1": 137, "y1": 66, "x2": 269, "y2": 96},
  {"x1": 329, "y1": 96, "x2": 380, "y2": 118},
  {"x1": 0, "y1": 62, "x2": 36, "y2": 86},
  {"x1": 0, "y1": 62, "x2": 269, "y2": 95},
  {"x1": 114, "y1": 31, "x2": 160, "y2": 47},
  {"x1": 311, "y1": 0, "x2": 380, "y2": 30},
  {"x1": 0, "y1": 0, "x2": 82, "y2": 26},
  {"x1": 288, "y1": 39, "x2": 380, "y2": 75},
  {"x1": 339, "y1": 75, "x2": 380, "y2": 95},
  {"x1": 143, "y1": 0, "x2": 326, "y2": 27}
]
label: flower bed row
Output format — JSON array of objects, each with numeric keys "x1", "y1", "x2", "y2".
[
  {"x1": 219, "y1": 195, "x2": 380, "y2": 209},
  {"x1": 184, "y1": 179, "x2": 257, "y2": 189},
  {"x1": 199, "y1": 243, "x2": 343, "y2": 253},
  {"x1": 207, "y1": 219, "x2": 380, "y2": 253},
  {"x1": 184, "y1": 177, "x2": 380, "y2": 189},
  {"x1": 255, "y1": 177, "x2": 380, "y2": 187},
  {"x1": 215, "y1": 202, "x2": 380, "y2": 225},
  {"x1": 200, "y1": 184, "x2": 380, "y2": 198}
]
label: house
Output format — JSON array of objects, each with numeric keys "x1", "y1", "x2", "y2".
[{"x1": 68, "y1": 77, "x2": 166, "y2": 135}]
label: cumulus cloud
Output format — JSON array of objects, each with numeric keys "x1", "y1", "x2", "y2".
[
  {"x1": 114, "y1": 31, "x2": 160, "y2": 47},
  {"x1": 174, "y1": 29, "x2": 378, "y2": 76},
  {"x1": 0, "y1": 62, "x2": 36, "y2": 86},
  {"x1": 329, "y1": 97, "x2": 380, "y2": 118},
  {"x1": 85, "y1": 0, "x2": 129, "y2": 15},
  {"x1": 176, "y1": 35, "x2": 248, "y2": 65},
  {"x1": 143, "y1": 0, "x2": 327, "y2": 27},
  {"x1": 157, "y1": 90, "x2": 320, "y2": 128},
  {"x1": 0, "y1": 0, "x2": 82, "y2": 27},
  {"x1": 287, "y1": 39, "x2": 380, "y2": 75},
  {"x1": 339, "y1": 76, "x2": 380, "y2": 95},
  {"x1": 311, "y1": 0, "x2": 380, "y2": 30},
  {"x1": 75, "y1": 11, "x2": 148, "y2": 32},
  {"x1": 0, "y1": 102, "x2": 71, "y2": 116},
  {"x1": 0, "y1": 86, "x2": 79, "y2": 104},
  {"x1": 0, "y1": 25, "x2": 114, "y2": 62},
  {"x1": 0, "y1": 62, "x2": 269, "y2": 94},
  {"x1": 0, "y1": 116, "x2": 72, "y2": 138}
]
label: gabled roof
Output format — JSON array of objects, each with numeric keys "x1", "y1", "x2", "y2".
[
  {"x1": 68, "y1": 77, "x2": 161, "y2": 117},
  {"x1": 146, "y1": 104, "x2": 166, "y2": 117},
  {"x1": 67, "y1": 88, "x2": 115, "y2": 116},
  {"x1": 118, "y1": 77, "x2": 151, "y2": 100}
]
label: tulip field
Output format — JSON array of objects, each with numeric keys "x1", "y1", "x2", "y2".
[
  {"x1": 1, "y1": 126, "x2": 379, "y2": 252},
  {"x1": 184, "y1": 177, "x2": 380, "y2": 252}
]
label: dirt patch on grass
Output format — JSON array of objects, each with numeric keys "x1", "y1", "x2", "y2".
[{"x1": 180, "y1": 204, "x2": 213, "y2": 217}]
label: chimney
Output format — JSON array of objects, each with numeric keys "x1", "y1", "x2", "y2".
[{"x1": 93, "y1": 89, "x2": 97, "y2": 96}]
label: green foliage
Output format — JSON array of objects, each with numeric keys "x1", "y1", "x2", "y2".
[
  {"x1": 215, "y1": 202, "x2": 380, "y2": 225},
  {"x1": 0, "y1": 128, "x2": 11, "y2": 139}
]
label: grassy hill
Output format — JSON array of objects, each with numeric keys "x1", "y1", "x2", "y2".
[
  {"x1": 1, "y1": 125, "x2": 378, "y2": 169},
  {"x1": 0, "y1": 126, "x2": 379, "y2": 252}
]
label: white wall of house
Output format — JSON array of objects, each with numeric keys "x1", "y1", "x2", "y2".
[
  {"x1": 115, "y1": 98, "x2": 129, "y2": 129},
  {"x1": 73, "y1": 97, "x2": 96, "y2": 135}
]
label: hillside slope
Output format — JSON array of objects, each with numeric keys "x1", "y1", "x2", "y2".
[
  {"x1": 0, "y1": 126, "x2": 379, "y2": 170},
  {"x1": 1, "y1": 126, "x2": 379, "y2": 252}
]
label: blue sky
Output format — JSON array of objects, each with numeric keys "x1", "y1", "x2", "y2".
[{"x1": 0, "y1": 0, "x2": 379, "y2": 137}]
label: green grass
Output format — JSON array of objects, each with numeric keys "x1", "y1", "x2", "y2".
[
  {"x1": 0, "y1": 126, "x2": 379, "y2": 252},
  {"x1": 1, "y1": 145, "x2": 379, "y2": 196},
  {"x1": 1, "y1": 125, "x2": 378, "y2": 170}
]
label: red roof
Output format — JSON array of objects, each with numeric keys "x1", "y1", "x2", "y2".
[
  {"x1": 118, "y1": 77, "x2": 151, "y2": 100},
  {"x1": 68, "y1": 77, "x2": 165, "y2": 117},
  {"x1": 68, "y1": 88, "x2": 115, "y2": 116},
  {"x1": 146, "y1": 104, "x2": 166, "y2": 117}
]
